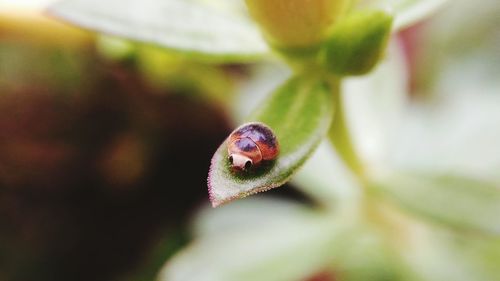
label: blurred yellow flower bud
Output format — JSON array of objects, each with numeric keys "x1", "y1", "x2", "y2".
[{"x1": 245, "y1": 0, "x2": 351, "y2": 49}]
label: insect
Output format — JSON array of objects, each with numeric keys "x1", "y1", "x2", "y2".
[{"x1": 227, "y1": 122, "x2": 279, "y2": 170}]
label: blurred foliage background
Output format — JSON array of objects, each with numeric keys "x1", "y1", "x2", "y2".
[
  {"x1": 0, "y1": 3, "x2": 237, "y2": 280},
  {"x1": 1, "y1": 0, "x2": 499, "y2": 281}
]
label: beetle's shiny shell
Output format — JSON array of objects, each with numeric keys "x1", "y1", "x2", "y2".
[{"x1": 227, "y1": 122, "x2": 279, "y2": 169}]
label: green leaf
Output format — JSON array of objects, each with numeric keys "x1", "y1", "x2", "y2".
[
  {"x1": 48, "y1": 0, "x2": 269, "y2": 62},
  {"x1": 363, "y1": 0, "x2": 450, "y2": 31},
  {"x1": 208, "y1": 76, "x2": 334, "y2": 207},
  {"x1": 330, "y1": 227, "x2": 417, "y2": 281},
  {"x1": 157, "y1": 199, "x2": 338, "y2": 281},
  {"x1": 319, "y1": 10, "x2": 393, "y2": 76},
  {"x1": 371, "y1": 172, "x2": 500, "y2": 235},
  {"x1": 191, "y1": 198, "x2": 314, "y2": 238},
  {"x1": 390, "y1": 0, "x2": 450, "y2": 31},
  {"x1": 400, "y1": 219, "x2": 500, "y2": 281},
  {"x1": 162, "y1": 197, "x2": 416, "y2": 281}
]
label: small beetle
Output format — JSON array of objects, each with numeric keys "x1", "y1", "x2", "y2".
[{"x1": 227, "y1": 122, "x2": 279, "y2": 170}]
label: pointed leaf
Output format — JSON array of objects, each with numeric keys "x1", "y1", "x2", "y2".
[
  {"x1": 208, "y1": 76, "x2": 333, "y2": 207},
  {"x1": 371, "y1": 172, "x2": 500, "y2": 235},
  {"x1": 48, "y1": 0, "x2": 268, "y2": 62}
]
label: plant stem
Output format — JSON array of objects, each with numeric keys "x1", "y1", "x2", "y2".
[
  {"x1": 326, "y1": 79, "x2": 414, "y2": 252},
  {"x1": 328, "y1": 78, "x2": 366, "y2": 183}
]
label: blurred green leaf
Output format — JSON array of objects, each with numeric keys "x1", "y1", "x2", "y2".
[
  {"x1": 413, "y1": 0, "x2": 500, "y2": 97},
  {"x1": 208, "y1": 76, "x2": 333, "y2": 207},
  {"x1": 191, "y1": 198, "x2": 312, "y2": 238},
  {"x1": 319, "y1": 11, "x2": 393, "y2": 76},
  {"x1": 402, "y1": 222, "x2": 500, "y2": 281},
  {"x1": 391, "y1": 0, "x2": 449, "y2": 30},
  {"x1": 157, "y1": 199, "x2": 338, "y2": 281},
  {"x1": 358, "y1": 0, "x2": 449, "y2": 31},
  {"x1": 48, "y1": 0, "x2": 268, "y2": 62},
  {"x1": 371, "y1": 173, "x2": 500, "y2": 235},
  {"x1": 362, "y1": 0, "x2": 450, "y2": 31},
  {"x1": 160, "y1": 198, "x2": 417, "y2": 281},
  {"x1": 331, "y1": 228, "x2": 417, "y2": 281}
]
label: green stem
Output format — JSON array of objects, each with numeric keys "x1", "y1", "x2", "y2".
[
  {"x1": 328, "y1": 78, "x2": 366, "y2": 183},
  {"x1": 326, "y1": 78, "x2": 413, "y2": 253}
]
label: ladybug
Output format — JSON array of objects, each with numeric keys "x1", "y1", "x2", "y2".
[{"x1": 227, "y1": 122, "x2": 279, "y2": 170}]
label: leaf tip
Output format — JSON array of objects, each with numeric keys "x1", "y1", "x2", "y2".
[
  {"x1": 207, "y1": 180, "x2": 222, "y2": 208},
  {"x1": 210, "y1": 200, "x2": 222, "y2": 208},
  {"x1": 207, "y1": 147, "x2": 227, "y2": 208},
  {"x1": 207, "y1": 183, "x2": 231, "y2": 208}
]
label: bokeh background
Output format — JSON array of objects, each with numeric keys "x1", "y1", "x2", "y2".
[
  {"x1": 1, "y1": 0, "x2": 499, "y2": 281},
  {"x1": 0, "y1": 1, "x2": 306, "y2": 280}
]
